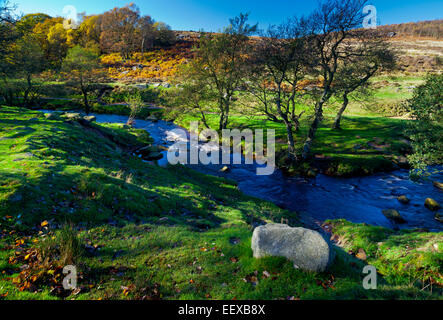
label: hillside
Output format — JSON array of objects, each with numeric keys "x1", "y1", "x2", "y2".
[
  {"x1": 101, "y1": 22, "x2": 443, "y2": 84},
  {"x1": 0, "y1": 107, "x2": 441, "y2": 299},
  {"x1": 377, "y1": 19, "x2": 443, "y2": 40}
]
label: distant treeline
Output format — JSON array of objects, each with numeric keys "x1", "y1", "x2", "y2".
[
  {"x1": 378, "y1": 19, "x2": 443, "y2": 39},
  {"x1": 7, "y1": 3, "x2": 176, "y2": 69}
]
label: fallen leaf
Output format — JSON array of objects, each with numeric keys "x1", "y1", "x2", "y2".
[{"x1": 356, "y1": 248, "x2": 367, "y2": 261}]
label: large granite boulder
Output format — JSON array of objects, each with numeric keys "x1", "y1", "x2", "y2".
[
  {"x1": 251, "y1": 223, "x2": 335, "y2": 272},
  {"x1": 61, "y1": 113, "x2": 83, "y2": 121}
]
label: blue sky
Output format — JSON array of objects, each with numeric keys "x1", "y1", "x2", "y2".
[{"x1": 14, "y1": 0, "x2": 443, "y2": 32}]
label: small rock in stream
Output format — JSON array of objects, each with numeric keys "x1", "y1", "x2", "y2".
[
  {"x1": 433, "y1": 181, "x2": 443, "y2": 191},
  {"x1": 425, "y1": 198, "x2": 441, "y2": 211},
  {"x1": 397, "y1": 195, "x2": 410, "y2": 204},
  {"x1": 382, "y1": 209, "x2": 406, "y2": 223}
]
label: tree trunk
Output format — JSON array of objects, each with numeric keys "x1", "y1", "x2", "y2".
[
  {"x1": 332, "y1": 93, "x2": 349, "y2": 130},
  {"x1": 23, "y1": 74, "x2": 32, "y2": 106},
  {"x1": 222, "y1": 113, "x2": 229, "y2": 130},
  {"x1": 199, "y1": 106, "x2": 210, "y2": 129},
  {"x1": 141, "y1": 38, "x2": 145, "y2": 57},
  {"x1": 218, "y1": 98, "x2": 230, "y2": 130},
  {"x1": 302, "y1": 99, "x2": 325, "y2": 160},
  {"x1": 82, "y1": 88, "x2": 90, "y2": 114},
  {"x1": 284, "y1": 122, "x2": 296, "y2": 162},
  {"x1": 223, "y1": 98, "x2": 230, "y2": 129}
]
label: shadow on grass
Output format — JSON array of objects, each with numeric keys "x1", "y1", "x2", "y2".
[{"x1": 0, "y1": 108, "x2": 241, "y2": 230}]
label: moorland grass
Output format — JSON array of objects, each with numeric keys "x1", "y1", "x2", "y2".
[
  {"x1": 172, "y1": 112, "x2": 411, "y2": 176},
  {"x1": 0, "y1": 106, "x2": 440, "y2": 300}
]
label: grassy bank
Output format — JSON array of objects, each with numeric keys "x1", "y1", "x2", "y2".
[
  {"x1": 31, "y1": 99, "x2": 162, "y2": 120},
  {"x1": 23, "y1": 73, "x2": 421, "y2": 177},
  {"x1": 171, "y1": 112, "x2": 411, "y2": 177},
  {"x1": 325, "y1": 220, "x2": 443, "y2": 288},
  {"x1": 0, "y1": 106, "x2": 440, "y2": 300}
]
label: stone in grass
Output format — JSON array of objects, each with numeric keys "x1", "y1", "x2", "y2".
[
  {"x1": 425, "y1": 198, "x2": 441, "y2": 211},
  {"x1": 83, "y1": 115, "x2": 96, "y2": 122},
  {"x1": 382, "y1": 209, "x2": 406, "y2": 223},
  {"x1": 44, "y1": 113, "x2": 61, "y2": 120},
  {"x1": 397, "y1": 195, "x2": 410, "y2": 204},
  {"x1": 61, "y1": 113, "x2": 83, "y2": 121},
  {"x1": 251, "y1": 223, "x2": 335, "y2": 272}
]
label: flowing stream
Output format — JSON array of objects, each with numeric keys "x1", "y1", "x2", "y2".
[{"x1": 85, "y1": 113, "x2": 443, "y2": 232}]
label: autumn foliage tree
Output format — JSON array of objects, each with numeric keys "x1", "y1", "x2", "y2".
[
  {"x1": 99, "y1": 4, "x2": 174, "y2": 59},
  {"x1": 33, "y1": 17, "x2": 74, "y2": 69},
  {"x1": 75, "y1": 14, "x2": 102, "y2": 52},
  {"x1": 0, "y1": 2, "x2": 45, "y2": 106},
  {"x1": 16, "y1": 13, "x2": 51, "y2": 35},
  {"x1": 0, "y1": 0, "x2": 16, "y2": 62},
  {"x1": 99, "y1": 4, "x2": 141, "y2": 59}
]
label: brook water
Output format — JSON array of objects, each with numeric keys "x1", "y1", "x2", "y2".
[{"x1": 89, "y1": 113, "x2": 443, "y2": 232}]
